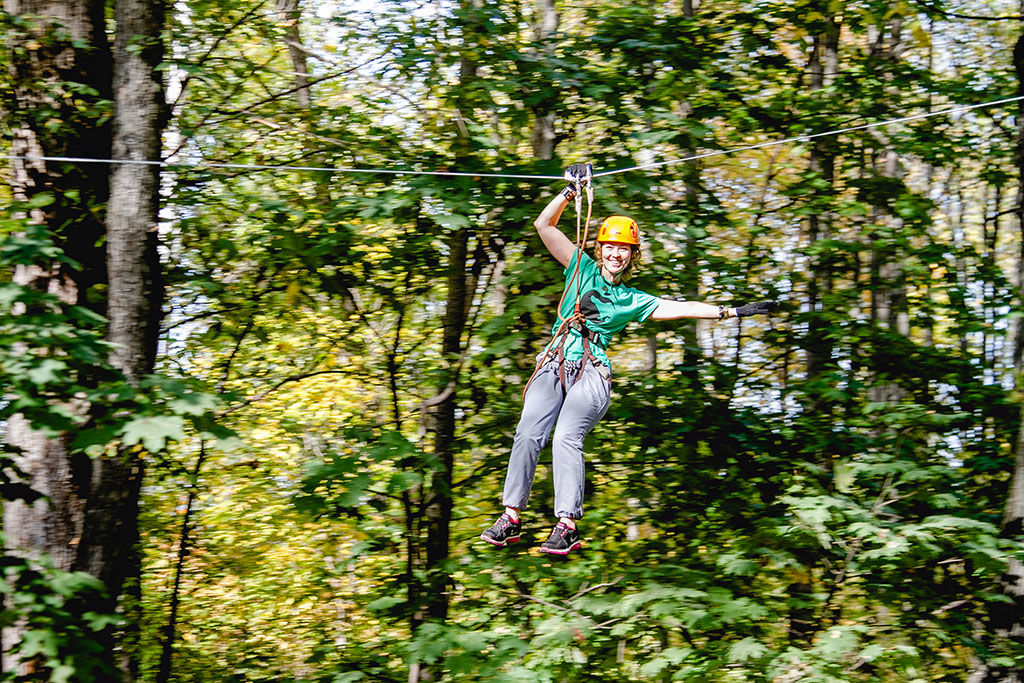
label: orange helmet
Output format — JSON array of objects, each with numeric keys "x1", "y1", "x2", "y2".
[{"x1": 597, "y1": 215, "x2": 640, "y2": 245}]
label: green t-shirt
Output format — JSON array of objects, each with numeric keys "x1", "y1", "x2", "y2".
[{"x1": 543, "y1": 251, "x2": 660, "y2": 367}]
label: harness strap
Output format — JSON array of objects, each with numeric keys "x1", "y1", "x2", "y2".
[
  {"x1": 523, "y1": 176, "x2": 594, "y2": 398},
  {"x1": 530, "y1": 308, "x2": 603, "y2": 395}
]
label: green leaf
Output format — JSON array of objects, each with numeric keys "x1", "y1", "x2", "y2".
[
  {"x1": 51, "y1": 663, "x2": 76, "y2": 683},
  {"x1": 27, "y1": 192, "x2": 55, "y2": 208},
  {"x1": 728, "y1": 637, "x2": 768, "y2": 663},
  {"x1": 18, "y1": 628, "x2": 58, "y2": 658},
  {"x1": 168, "y1": 391, "x2": 221, "y2": 416},
  {"x1": 366, "y1": 595, "x2": 404, "y2": 612},
  {"x1": 120, "y1": 415, "x2": 186, "y2": 451},
  {"x1": 26, "y1": 358, "x2": 67, "y2": 385},
  {"x1": 716, "y1": 552, "x2": 758, "y2": 576},
  {"x1": 387, "y1": 471, "x2": 421, "y2": 494}
]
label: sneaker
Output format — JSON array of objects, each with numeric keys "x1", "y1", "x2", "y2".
[
  {"x1": 539, "y1": 522, "x2": 581, "y2": 555},
  {"x1": 480, "y1": 513, "x2": 522, "y2": 547}
]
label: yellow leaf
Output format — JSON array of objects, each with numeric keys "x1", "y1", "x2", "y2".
[{"x1": 285, "y1": 280, "x2": 302, "y2": 305}]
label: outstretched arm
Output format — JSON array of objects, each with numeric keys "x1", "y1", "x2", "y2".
[
  {"x1": 650, "y1": 299, "x2": 777, "y2": 321},
  {"x1": 533, "y1": 189, "x2": 578, "y2": 268},
  {"x1": 650, "y1": 299, "x2": 732, "y2": 321}
]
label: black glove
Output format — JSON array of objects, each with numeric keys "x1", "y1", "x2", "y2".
[
  {"x1": 734, "y1": 301, "x2": 778, "y2": 318},
  {"x1": 562, "y1": 163, "x2": 593, "y2": 197}
]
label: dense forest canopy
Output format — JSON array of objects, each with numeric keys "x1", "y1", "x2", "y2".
[{"x1": 3, "y1": 0, "x2": 1024, "y2": 681}]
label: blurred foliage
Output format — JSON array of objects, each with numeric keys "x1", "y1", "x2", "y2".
[
  {"x1": 3, "y1": 0, "x2": 1024, "y2": 680},
  {"x1": 0, "y1": 542, "x2": 121, "y2": 683},
  {"x1": 141, "y1": 0, "x2": 1024, "y2": 679}
]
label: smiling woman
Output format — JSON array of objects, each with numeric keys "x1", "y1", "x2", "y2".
[{"x1": 479, "y1": 163, "x2": 778, "y2": 556}]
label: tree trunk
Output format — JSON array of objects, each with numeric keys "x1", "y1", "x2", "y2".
[
  {"x1": 94, "y1": 0, "x2": 165, "y2": 677},
  {"x1": 408, "y1": 3, "x2": 481, "y2": 680},
  {"x1": 276, "y1": 0, "x2": 311, "y2": 109},
  {"x1": 106, "y1": 0, "x2": 165, "y2": 387},
  {"x1": 803, "y1": 26, "x2": 837, "y2": 387},
  {"x1": 2, "y1": 0, "x2": 112, "y2": 673},
  {"x1": 2, "y1": 0, "x2": 165, "y2": 677},
  {"x1": 529, "y1": 0, "x2": 558, "y2": 159}
]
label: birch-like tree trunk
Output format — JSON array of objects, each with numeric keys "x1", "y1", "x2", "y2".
[
  {"x1": 96, "y1": 0, "x2": 165, "y2": 677},
  {"x1": 529, "y1": 0, "x2": 558, "y2": 160},
  {"x1": 276, "y1": 0, "x2": 311, "y2": 109}
]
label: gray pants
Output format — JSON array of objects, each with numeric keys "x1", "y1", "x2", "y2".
[{"x1": 501, "y1": 358, "x2": 611, "y2": 519}]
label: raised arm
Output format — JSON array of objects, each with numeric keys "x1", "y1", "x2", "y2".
[
  {"x1": 533, "y1": 189, "x2": 578, "y2": 268},
  {"x1": 650, "y1": 299, "x2": 777, "y2": 321}
]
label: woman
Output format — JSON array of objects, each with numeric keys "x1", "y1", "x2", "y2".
[{"x1": 481, "y1": 164, "x2": 776, "y2": 555}]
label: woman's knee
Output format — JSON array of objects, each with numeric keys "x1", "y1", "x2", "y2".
[{"x1": 551, "y1": 424, "x2": 587, "y2": 453}]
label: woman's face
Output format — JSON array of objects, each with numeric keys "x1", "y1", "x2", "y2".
[{"x1": 599, "y1": 242, "x2": 633, "y2": 279}]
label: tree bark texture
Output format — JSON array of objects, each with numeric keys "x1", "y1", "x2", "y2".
[
  {"x1": 2, "y1": 0, "x2": 110, "y2": 569},
  {"x1": 2, "y1": 0, "x2": 112, "y2": 673},
  {"x1": 106, "y1": 0, "x2": 165, "y2": 385},
  {"x1": 2, "y1": 0, "x2": 165, "y2": 678},
  {"x1": 276, "y1": 0, "x2": 311, "y2": 109},
  {"x1": 97, "y1": 0, "x2": 165, "y2": 676}
]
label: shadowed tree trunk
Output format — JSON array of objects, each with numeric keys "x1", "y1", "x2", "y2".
[
  {"x1": 407, "y1": 2, "x2": 483, "y2": 680},
  {"x1": 2, "y1": 0, "x2": 113, "y2": 673},
  {"x1": 2, "y1": 0, "x2": 165, "y2": 677}
]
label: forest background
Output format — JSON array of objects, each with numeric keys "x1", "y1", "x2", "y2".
[{"x1": 3, "y1": 0, "x2": 1024, "y2": 681}]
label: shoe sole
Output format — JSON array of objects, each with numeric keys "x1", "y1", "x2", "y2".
[
  {"x1": 481, "y1": 534, "x2": 521, "y2": 547},
  {"x1": 539, "y1": 540, "x2": 582, "y2": 555}
]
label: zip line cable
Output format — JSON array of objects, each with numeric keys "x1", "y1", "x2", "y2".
[
  {"x1": 4, "y1": 94, "x2": 1023, "y2": 180},
  {"x1": 0, "y1": 155, "x2": 562, "y2": 180}
]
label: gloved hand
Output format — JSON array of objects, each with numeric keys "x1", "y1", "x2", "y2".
[
  {"x1": 734, "y1": 301, "x2": 778, "y2": 317},
  {"x1": 562, "y1": 163, "x2": 593, "y2": 198}
]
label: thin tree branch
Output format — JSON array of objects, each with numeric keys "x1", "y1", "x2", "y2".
[
  {"x1": 170, "y1": 0, "x2": 274, "y2": 110},
  {"x1": 161, "y1": 304, "x2": 243, "y2": 333},
  {"x1": 219, "y1": 369, "x2": 352, "y2": 415},
  {"x1": 156, "y1": 439, "x2": 209, "y2": 683},
  {"x1": 203, "y1": 55, "x2": 385, "y2": 126}
]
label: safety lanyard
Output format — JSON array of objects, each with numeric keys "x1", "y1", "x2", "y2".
[{"x1": 523, "y1": 174, "x2": 594, "y2": 398}]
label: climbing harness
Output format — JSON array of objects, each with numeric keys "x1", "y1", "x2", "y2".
[{"x1": 523, "y1": 166, "x2": 602, "y2": 398}]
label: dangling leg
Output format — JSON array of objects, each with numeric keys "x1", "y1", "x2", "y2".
[
  {"x1": 500, "y1": 359, "x2": 565, "y2": 511},
  {"x1": 541, "y1": 362, "x2": 611, "y2": 555},
  {"x1": 481, "y1": 359, "x2": 564, "y2": 547}
]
